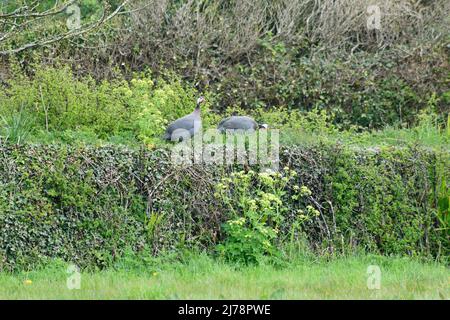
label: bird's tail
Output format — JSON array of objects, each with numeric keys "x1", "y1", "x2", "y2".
[{"x1": 162, "y1": 133, "x2": 171, "y2": 141}]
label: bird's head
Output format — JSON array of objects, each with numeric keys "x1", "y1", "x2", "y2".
[{"x1": 259, "y1": 123, "x2": 268, "y2": 130}]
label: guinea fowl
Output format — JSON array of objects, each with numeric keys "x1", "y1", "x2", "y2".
[
  {"x1": 163, "y1": 96, "x2": 205, "y2": 141},
  {"x1": 217, "y1": 116, "x2": 268, "y2": 133}
]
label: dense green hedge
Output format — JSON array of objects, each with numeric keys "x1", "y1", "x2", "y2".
[{"x1": 0, "y1": 141, "x2": 448, "y2": 270}]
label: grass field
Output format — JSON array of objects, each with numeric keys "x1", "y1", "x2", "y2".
[{"x1": 0, "y1": 254, "x2": 448, "y2": 299}]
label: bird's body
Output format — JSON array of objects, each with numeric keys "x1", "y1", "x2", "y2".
[
  {"x1": 217, "y1": 116, "x2": 267, "y2": 133},
  {"x1": 163, "y1": 97, "x2": 204, "y2": 141}
]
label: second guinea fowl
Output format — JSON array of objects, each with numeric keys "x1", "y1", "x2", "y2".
[
  {"x1": 217, "y1": 116, "x2": 268, "y2": 133},
  {"x1": 163, "y1": 96, "x2": 205, "y2": 141}
]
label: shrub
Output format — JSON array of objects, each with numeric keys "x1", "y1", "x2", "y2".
[
  {"x1": 0, "y1": 66, "x2": 215, "y2": 146},
  {"x1": 2, "y1": 1, "x2": 448, "y2": 129},
  {"x1": 215, "y1": 168, "x2": 318, "y2": 264},
  {"x1": 0, "y1": 141, "x2": 447, "y2": 271},
  {"x1": 134, "y1": 75, "x2": 214, "y2": 146},
  {"x1": 0, "y1": 66, "x2": 137, "y2": 137}
]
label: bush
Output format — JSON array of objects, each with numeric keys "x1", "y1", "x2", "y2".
[
  {"x1": 0, "y1": 66, "x2": 137, "y2": 137},
  {"x1": 0, "y1": 141, "x2": 447, "y2": 271},
  {"x1": 0, "y1": 66, "x2": 214, "y2": 146},
  {"x1": 215, "y1": 168, "x2": 318, "y2": 264},
  {"x1": 2, "y1": 1, "x2": 448, "y2": 129},
  {"x1": 135, "y1": 75, "x2": 214, "y2": 146},
  {"x1": 215, "y1": 49, "x2": 429, "y2": 129}
]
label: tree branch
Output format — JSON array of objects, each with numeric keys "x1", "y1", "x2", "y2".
[{"x1": 0, "y1": 0, "x2": 131, "y2": 56}]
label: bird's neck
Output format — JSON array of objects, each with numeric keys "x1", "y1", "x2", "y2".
[{"x1": 194, "y1": 105, "x2": 201, "y2": 114}]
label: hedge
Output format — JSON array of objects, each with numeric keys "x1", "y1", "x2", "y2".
[{"x1": 0, "y1": 141, "x2": 448, "y2": 270}]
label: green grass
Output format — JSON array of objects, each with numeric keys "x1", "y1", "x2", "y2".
[
  {"x1": 0, "y1": 254, "x2": 448, "y2": 299},
  {"x1": 279, "y1": 111, "x2": 449, "y2": 151},
  {"x1": 280, "y1": 126, "x2": 449, "y2": 151},
  {"x1": 7, "y1": 109, "x2": 448, "y2": 152}
]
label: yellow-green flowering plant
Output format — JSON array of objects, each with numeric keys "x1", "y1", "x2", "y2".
[{"x1": 215, "y1": 167, "x2": 309, "y2": 264}]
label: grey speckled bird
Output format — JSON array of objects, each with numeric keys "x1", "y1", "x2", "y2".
[
  {"x1": 163, "y1": 96, "x2": 205, "y2": 141},
  {"x1": 217, "y1": 116, "x2": 268, "y2": 133}
]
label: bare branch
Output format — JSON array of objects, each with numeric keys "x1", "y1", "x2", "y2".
[
  {"x1": 0, "y1": 0, "x2": 131, "y2": 56},
  {"x1": 0, "y1": 1, "x2": 76, "y2": 19}
]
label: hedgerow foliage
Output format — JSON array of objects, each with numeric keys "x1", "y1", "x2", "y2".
[
  {"x1": 0, "y1": 66, "x2": 216, "y2": 146},
  {"x1": 1, "y1": 1, "x2": 448, "y2": 129},
  {"x1": 0, "y1": 141, "x2": 447, "y2": 270}
]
